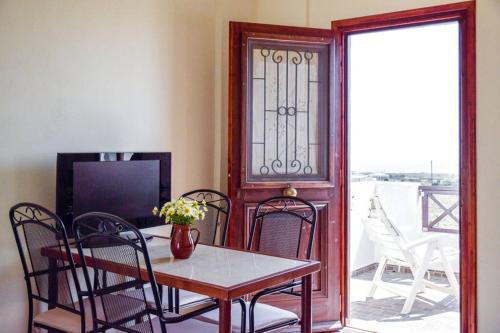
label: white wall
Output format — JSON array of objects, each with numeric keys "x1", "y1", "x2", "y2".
[{"x1": 349, "y1": 181, "x2": 377, "y2": 270}]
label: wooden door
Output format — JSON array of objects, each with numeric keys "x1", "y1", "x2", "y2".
[{"x1": 228, "y1": 22, "x2": 342, "y2": 329}]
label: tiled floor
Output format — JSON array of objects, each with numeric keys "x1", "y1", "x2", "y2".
[{"x1": 348, "y1": 269, "x2": 459, "y2": 333}]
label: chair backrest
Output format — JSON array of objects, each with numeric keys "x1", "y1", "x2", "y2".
[
  {"x1": 9, "y1": 203, "x2": 82, "y2": 313},
  {"x1": 364, "y1": 196, "x2": 417, "y2": 265},
  {"x1": 181, "y1": 189, "x2": 231, "y2": 246},
  {"x1": 248, "y1": 196, "x2": 317, "y2": 260},
  {"x1": 73, "y1": 212, "x2": 164, "y2": 333}
]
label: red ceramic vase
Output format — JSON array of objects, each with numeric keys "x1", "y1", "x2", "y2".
[{"x1": 170, "y1": 224, "x2": 200, "y2": 259}]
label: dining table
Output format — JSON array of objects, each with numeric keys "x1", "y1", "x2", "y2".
[{"x1": 43, "y1": 225, "x2": 321, "y2": 333}]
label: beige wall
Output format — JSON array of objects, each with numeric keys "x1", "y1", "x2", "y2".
[
  {"x1": 0, "y1": 0, "x2": 218, "y2": 331},
  {"x1": 213, "y1": 0, "x2": 257, "y2": 190},
  {"x1": 1, "y1": 0, "x2": 498, "y2": 332},
  {"x1": 475, "y1": 1, "x2": 500, "y2": 332}
]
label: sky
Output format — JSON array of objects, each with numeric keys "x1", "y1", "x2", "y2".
[{"x1": 348, "y1": 21, "x2": 459, "y2": 175}]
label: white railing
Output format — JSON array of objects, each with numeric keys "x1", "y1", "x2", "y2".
[{"x1": 419, "y1": 186, "x2": 459, "y2": 233}]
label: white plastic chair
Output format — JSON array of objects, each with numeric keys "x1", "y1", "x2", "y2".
[{"x1": 362, "y1": 196, "x2": 459, "y2": 314}]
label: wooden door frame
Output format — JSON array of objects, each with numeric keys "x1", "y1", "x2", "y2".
[
  {"x1": 332, "y1": 2, "x2": 477, "y2": 332},
  {"x1": 227, "y1": 22, "x2": 343, "y2": 328}
]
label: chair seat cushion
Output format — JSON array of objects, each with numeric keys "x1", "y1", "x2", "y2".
[
  {"x1": 179, "y1": 290, "x2": 211, "y2": 306},
  {"x1": 34, "y1": 307, "x2": 83, "y2": 333},
  {"x1": 34, "y1": 294, "x2": 143, "y2": 333},
  {"x1": 197, "y1": 301, "x2": 299, "y2": 333},
  {"x1": 131, "y1": 317, "x2": 219, "y2": 333},
  {"x1": 126, "y1": 286, "x2": 210, "y2": 309}
]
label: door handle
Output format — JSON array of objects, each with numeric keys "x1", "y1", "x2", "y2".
[{"x1": 283, "y1": 184, "x2": 298, "y2": 197}]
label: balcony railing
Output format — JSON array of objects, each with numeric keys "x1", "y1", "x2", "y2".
[{"x1": 419, "y1": 186, "x2": 459, "y2": 233}]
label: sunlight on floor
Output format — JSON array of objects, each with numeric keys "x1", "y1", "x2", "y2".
[{"x1": 349, "y1": 270, "x2": 459, "y2": 333}]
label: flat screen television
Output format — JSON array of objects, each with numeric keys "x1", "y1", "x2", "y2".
[{"x1": 56, "y1": 152, "x2": 171, "y2": 236}]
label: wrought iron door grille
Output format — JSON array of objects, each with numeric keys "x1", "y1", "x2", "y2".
[{"x1": 246, "y1": 40, "x2": 329, "y2": 182}]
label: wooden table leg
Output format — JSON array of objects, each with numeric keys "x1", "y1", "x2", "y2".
[
  {"x1": 301, "y1": 274, "x2": 312, "y2": 333},
  {"x1": 219, "y1": 299, "x2": 232, "y2": 333}
]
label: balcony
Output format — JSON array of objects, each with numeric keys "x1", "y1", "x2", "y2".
[{"x1": 349, "y1": 181, "x2": 459, "y2": 333}]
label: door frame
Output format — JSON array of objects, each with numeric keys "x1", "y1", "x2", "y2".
[
  {"x1": 227, "y1": 22, "x2": 343, "y2": 328},
  {"x1": 332, "y1": 2, "x2": 477, "y2": 332}
]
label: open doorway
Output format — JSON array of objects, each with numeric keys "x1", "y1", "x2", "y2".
[
  {"x1": 333, "y1": 4, "x2": 476, "y2": 331},
  {"x1": 346, "y1": 21, "x2": 461, "y2": 333}
]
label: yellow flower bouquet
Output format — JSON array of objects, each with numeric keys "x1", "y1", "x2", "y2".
[{"x1": 153, "y1": 197, "x2": 208, "y2": 226}]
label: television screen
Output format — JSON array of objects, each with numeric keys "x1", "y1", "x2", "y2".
[
  {"x1": 56, "y1": 152, "x2": 171, "y2": 235},
  {"x1": 73, "y1": 160, "x2": 160, "y2": 219}
]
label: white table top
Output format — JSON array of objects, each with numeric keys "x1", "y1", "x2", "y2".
[
  {"x1": 142, "y1": 225, "x2": 310, "y2": 289},
  {"x1": 63, "y1": 225, "x2": 319, "y2": 299}
]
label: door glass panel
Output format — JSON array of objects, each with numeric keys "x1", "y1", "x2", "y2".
[{"x1": 246, "y1": 40, "x2": 329, "y2": 182}]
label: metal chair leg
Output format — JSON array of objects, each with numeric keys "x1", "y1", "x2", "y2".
[
  {"x1": 27, "y1": 297, "x2": 33, "y2": 333},
  {"x1": 236, "y1": 298, "x2": 246, "y2": 333}
]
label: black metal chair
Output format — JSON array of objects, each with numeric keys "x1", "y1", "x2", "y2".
[
  {"x1": 161, "y1": 189, "x2": 233, "y2": 313},
  {"x1": 198, "y1": 196, "x2": 317, "y2": 333},
  {"x1": 73, "y1": 212, "x2": 219, "y2": 333},
  {"x1": 180, "y1": 189, "x2": 231, "y2": 246},
  {"x1": 9, "y1": 202, "x2": 89, "y2": 333},
  {"x1": 246, "y1": 196, "x2": 317, "y2": 333}
]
